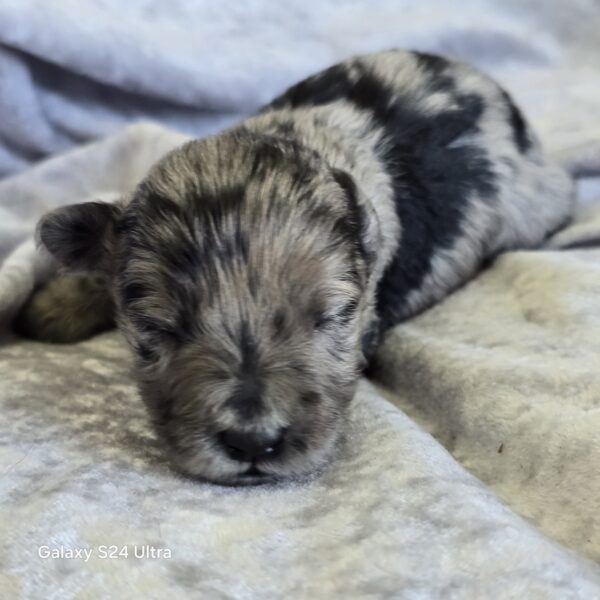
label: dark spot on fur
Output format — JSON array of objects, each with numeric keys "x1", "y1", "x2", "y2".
[
  {"x1": 139, "y1": 189, "x2": 182, "y2": 222},
  {"x1": 271, "y1": 120, "x2": 296, "y2": 139},
  {"x1": 313, "y1": 314, "x2": 331, "y2": 330},
  {"x1": 360, "y1": 319, "x2": 382, "y2": 368},
  {"x1": 301, "y1": 392, "x2": 320, "y2": 404},
  {"x1": 233, "y1": 224, "x2": 249, "y2": 262},
  {"x1": 137, "y1": 343, "x2": 158, "y2": 363},
  {"x1": 115, "y1": 212, "x2": 137, "y2": 234},
  {"x1": 413, "y1": 51, "x2": 451, "y2": 78},
  {"x1": 289, "y1": 362, "x2": 309, "y2": 377},
  {"x1": 289, "y1": 436, "x2": 308, "y2": 453},
  {"x1": 123, "y1": 282, "x2": 147, "y2": 304},
  {"x1": 373, "y1": 82, "x2": 496, "y2": 328},
  {"x1": 501, "y1": 90, "x2": 532, "y2": 153},
  {"x1": 311, "y1": 299, "x2": 331, "y2": 330},
  {"x1": 130, "y1": 315, "x2": 173, "y2": 337},
  {"x1": 228, "y1": 377, "x2": 264, "y2": 419},
  {"x1": 154, "y1": 396, "x2": 176, "y2": 430},
  {"x1": 304, "y1": 204, "x2": 338, "y2": 228},
  {"x1": 267, "y1": 63, "x2": 355, "y2": 110},
  {"x1": 224, "y1": 322, "x2": 265, "y2": 418},
  {"x1": 272, "y1": 309, "x2": 286, "y2": 336},
  {"x1": 239, "y1": 321, "x2": 259, "y2": 375},
  {"x1": 193, "y1": 185, "x2": 246, "y2": 220},
  {"x1": 248, "y1": 139, "x2": 286, "y2": 178},
  {"x1": 162, "y1": 239, "x2": 201, "y2": 278}
]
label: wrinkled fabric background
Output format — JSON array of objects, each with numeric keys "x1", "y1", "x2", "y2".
[{"x1": 1, "y1": 1, "x2": 600, "y2": 598}]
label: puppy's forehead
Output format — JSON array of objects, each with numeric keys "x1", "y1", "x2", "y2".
[
  {"x1": 142, "y1": 129, "x2": 325, "y2": 208},
  {"x1": 120, "y1": 133, "x2": 361, "y2": 269}
]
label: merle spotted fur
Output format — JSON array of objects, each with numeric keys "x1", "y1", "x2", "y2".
[{"x1": 16, "y1": 50, "x2": 574, "y2": 485}]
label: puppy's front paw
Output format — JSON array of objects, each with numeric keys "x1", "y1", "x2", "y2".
[{"x1": 13, "y1": 273, "x2": 114, "y2": 343}]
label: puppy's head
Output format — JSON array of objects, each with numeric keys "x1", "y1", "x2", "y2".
[{"x1": 39, "y1": 130, "x2": 376, "y2": 484}]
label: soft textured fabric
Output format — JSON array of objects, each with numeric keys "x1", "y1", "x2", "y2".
[
  {"x1": 1, "y1": 0, "x2": 600, "y2": 176},
  {"x1": 1, "y1": 1, "x2": 600, "y2": 598}
]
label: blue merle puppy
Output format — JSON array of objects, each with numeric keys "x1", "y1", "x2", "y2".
[{"x1": 17, "y1": 50, "x2": 573, "y2": 485}]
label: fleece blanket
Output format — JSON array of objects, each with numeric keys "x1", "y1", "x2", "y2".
[{"x1": 1, "y1": 1, "x2": 600, "y2": 598}]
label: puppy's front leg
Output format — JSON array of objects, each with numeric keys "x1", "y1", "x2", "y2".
[{"x1": 14, "y1": 273, "x2": 114, "y2": 343}]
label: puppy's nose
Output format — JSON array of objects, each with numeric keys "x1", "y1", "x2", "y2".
[{"x1": 220, "y1": 428, "x2": 285, "y2": 462}]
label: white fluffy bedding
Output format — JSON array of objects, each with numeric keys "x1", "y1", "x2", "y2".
[{"x1": 1, "y1": 1, "x2": 600, "y2": 598}]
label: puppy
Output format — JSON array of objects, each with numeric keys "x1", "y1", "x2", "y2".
[{"x1": 16, "y1": 50, "x2": 574, "y2": 484}]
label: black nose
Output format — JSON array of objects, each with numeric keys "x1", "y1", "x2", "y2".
[{"x1": 220, "y1": 428, "x2": 285, "y2": 462}]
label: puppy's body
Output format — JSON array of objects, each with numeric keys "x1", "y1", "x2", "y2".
[
  {"x1": 17, "y1": 50, "x2": 573, "y2": 484},
  {"x1": 254, "y1": 50, "x2": 572, "y2": 337}
]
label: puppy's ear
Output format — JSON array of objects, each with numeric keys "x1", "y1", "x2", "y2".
[
  {"x1": 330, "y1": 168, "x2": 379, "y2": 272},
  {"x1": 37, "y1": 201, "x2": 121, "y2": 271}
]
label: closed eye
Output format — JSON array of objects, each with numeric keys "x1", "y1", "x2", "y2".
[
  {"x1": 314, "y1": 299, "x2": 359, "y2": 330},
  {"x1": 335, "y1": 299, "x2": 359, "y2": 325}
]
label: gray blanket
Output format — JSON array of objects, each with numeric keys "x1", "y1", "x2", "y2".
[{"x1": 2, "y1": 1, "x2": 600, "y2": 598}]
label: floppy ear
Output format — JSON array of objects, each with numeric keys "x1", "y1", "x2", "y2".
[
  {"x1": 330, "y1": 168, "x2": 380, "y2": 272},
  {"x1": 37, "y1": 201, "x2": 121, "y2": 271}
]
